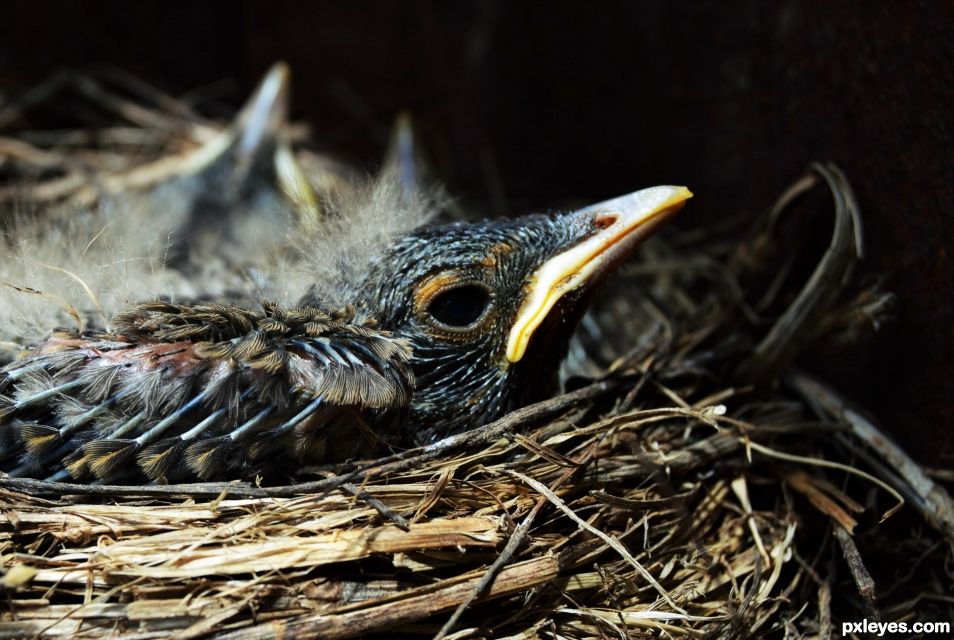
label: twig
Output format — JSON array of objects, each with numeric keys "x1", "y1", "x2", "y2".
[
  {"x1": 506, "y1": 469, "x2": 686, "y2": 614},
  {"x1": 744, "y1": 440, "x2": 904, "y2": 522},
  {"x1": 433, "y1": 445, "x2": 597, "y2": 640},
  {"x1": 833, "y1": 525, "x2": 879, "y2": 620},
  {"x1": 789, "y1": 370, "x2": 954, "y2": 543},
  {"x1": 326, "y1": 473, "x2": 410, "y2": 531},
  {"x1": 216, "y1": 555, "x2": 562, "y2": 640},
  {"x1": 737, "y1": 163, "x2": 862, "y2": 383},
  {"x1": 0, "y1": 280, "x2": 84, "y2": 331}
]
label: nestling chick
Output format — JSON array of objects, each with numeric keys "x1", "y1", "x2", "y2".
[
  {"x1": 0, "y1": 63, "x2": 342, "y2": 337},
  {"x1": 0, "y1": 67, "x2": 691, "y2": 483}
]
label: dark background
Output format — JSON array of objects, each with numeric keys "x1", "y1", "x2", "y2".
[{"x1": 2, "y1": 1, "x2": 951, "y2": 465}]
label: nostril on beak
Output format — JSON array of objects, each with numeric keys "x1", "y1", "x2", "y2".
[{"x1": 593, "y1": 213, "x2": 618, "y2": 230}]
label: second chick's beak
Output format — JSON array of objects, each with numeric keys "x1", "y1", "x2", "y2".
[
  {"x1": 358, "y1": 185, "x2": 692, "y2": 443},
  {"x1": 164, "y1": 62, "x2": 330, "y2": 265}
]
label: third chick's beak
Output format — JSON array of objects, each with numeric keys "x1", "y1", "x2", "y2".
[{"x1": 506, "y1": 185, "x2": 693, "y2": 363}]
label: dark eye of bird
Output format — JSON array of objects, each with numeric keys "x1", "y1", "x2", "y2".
[{"x1": 427, "y1": 284, "x2": 491, "y2": 328}]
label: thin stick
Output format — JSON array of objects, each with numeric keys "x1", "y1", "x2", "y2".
[
  {"x1": 833, "y1": 526, "x2": 879, "y2": 620},
  {"x1": 744, "y1": 440, "x2": 904, "y2": 522},
  {"x1": 789, "y1": 370, "x2": 954, "y2": 542},
  {"x1": 433, "y1": 445, "x2": 597, "y2": 640},
  {"x1": 329, "y1": 474, "x2": 411, "y2": 531},
  {"x1": 506, "y1": 469, "x2": 686, "y2": 613}
]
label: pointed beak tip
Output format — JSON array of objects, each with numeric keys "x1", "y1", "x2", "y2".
[
  {"x1": 656, "y1": 185, "x2": 693, "y2": 211},
  {"x1": 255, "y1": 62, "x2": 292, "y2": 110},
  {"x1": 231, "y1": 61, "x2": 295, "y2": 157},
  {"x1": 266, "y1": 61, "x2": 292, "y2": 88},
  {"x1": 664, "y1": 186, "x2": 692, "y2": 215},
  {"x1": 504, "y1": 184, "x2": 694, "y2": 364}
]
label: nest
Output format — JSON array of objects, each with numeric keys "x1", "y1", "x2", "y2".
[{"x1": 1, "y1": 72, "x2": 953, "y2": 639}]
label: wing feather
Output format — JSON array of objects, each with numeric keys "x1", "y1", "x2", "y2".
[{"x1": 0, "y1": 302, "x2": 414, "y2": 483}]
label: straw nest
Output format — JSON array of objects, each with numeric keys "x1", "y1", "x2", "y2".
[{"x1": 1, "y1": 71, "x2": 953, "y2": 639}]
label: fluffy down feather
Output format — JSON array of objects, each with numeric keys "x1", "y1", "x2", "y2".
[{"x1": 0, "y1": 167, "x2": 439, "y2": 354}]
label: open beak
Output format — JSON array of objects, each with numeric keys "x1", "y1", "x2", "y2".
[
  {"x1": 178, "y1": 62, "x2": 291, "y2": 176},
  {"x1": 506, "y1": 185, "x2": 692, "y2": 363},
  {"x1": 175, "y1": 61, "x2": 321, "y2": 218},
  {"x1": 235, "y1": 61, "x2": 290, "y2": 160}
]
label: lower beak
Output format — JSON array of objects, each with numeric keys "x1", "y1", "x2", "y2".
[{"x1": 505, "y1": 185, "x2": 692, "y2": 363}]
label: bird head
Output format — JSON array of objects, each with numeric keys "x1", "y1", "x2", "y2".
[{"x1": 356, "y1": 186, "x2": 692, "y2": 442}]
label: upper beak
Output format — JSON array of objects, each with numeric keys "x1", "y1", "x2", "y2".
[
  {"x1": 235, "y1": 61, "x2": 291, "y2": 160},
  {"x1": 386, "y1": 111, "x2": 420, "y2": 201},
  {"x1": 505, "y1": 185, "x2": 692, "y2": 363}
]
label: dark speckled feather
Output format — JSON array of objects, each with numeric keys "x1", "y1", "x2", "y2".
[{"x1": 0, "y1": 302, "x2": 412, "y2": 482}]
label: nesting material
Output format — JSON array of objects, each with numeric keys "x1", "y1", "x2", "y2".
[{"x1": 1, "y1": 73, "x2": 953, "y2": 639}]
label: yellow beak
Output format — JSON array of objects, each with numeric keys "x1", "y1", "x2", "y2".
[{"x1": 505, "y1": 185, "x2": 692, "y2": 363}]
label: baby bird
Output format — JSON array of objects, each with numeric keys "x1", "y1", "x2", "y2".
[
  {"x1": 0, "y1": 189, "x2": 690, "y2": 483},
  {"x1": 0, "y1": 68, "x2": 691, "y2": 484}
]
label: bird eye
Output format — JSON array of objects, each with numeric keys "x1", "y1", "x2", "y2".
[{"x1": 426, "y1": 284, "x2": 491, "y2": 329}]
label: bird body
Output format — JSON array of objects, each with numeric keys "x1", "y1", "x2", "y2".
[
  {"x1": 0, "y1": 65, "x2": 691, "y2": 483},
  {"x1": 1, "y1": 302, "x2": 412, "y2": 482}
]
